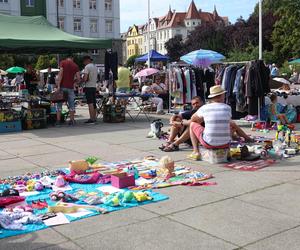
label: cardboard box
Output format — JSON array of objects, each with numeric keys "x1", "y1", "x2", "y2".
[{"x1": 111, "y1": 173, "x2": 135, "y2": 188}]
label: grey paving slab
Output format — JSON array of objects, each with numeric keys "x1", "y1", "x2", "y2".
[
  {"x1": 245, "y1": 226, "x2": 300, "y2": 250},
  {"x1": 4, "y1": 144, "x2": 66, "y2": 157},
  {"x1": 142, "y1": 186, "x2": 228, "y2": 215},
  {"x1": 238, "y1": 183, "x2": 300, "y2": 219},
  {"x1": 0, "y1": 139, "x2": 45, "y2": 149},
  {"x1": 0, "y1": 228, "x2": 68, "y2": 250},
  {"x1": 168, "y1": 198, "x2": 300, "y2": 246},
  {"x1": 198, "y1": 170, "x2": 290, "y2": 197},
  {"x1": 23, "y1": 150, "x2": 88, "y2": 167},
  {"x1": 38, "y1": 241, "x2": 83, "y2": 250},
  {"x1": 0, "y1": 133, "x2": 28, "y2": 143},
  {"x1": 0, "y1": 167, "x2": 45, "y2": 178},
  {"x1": 74, "y1": 217, "x2": 236, "y2": 250},
  {"x1": 0, "y1": 157, "x2": 40, "y2": 173},
  {"x1": 54, "y1": 207, "x2": 158, "y2": 240},
  {"x1": 0, "y1": 150, "x2": 16, "y2": 160}
]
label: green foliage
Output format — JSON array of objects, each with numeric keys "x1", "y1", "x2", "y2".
[
  {"x1": 271, "y1": 0, "x2": 300, "y2": 64},
  {"x1": 0, "y1": 54, "x2": 14, "y2": 69},
  {"x1": 165, "y1": 35, "x2": 185, "y2": 62},
  {"x1": 49, "y1": 57, "x2": 58, "y2": 68},
  {"x1": 280, "y1": 61, "x2": 293, "y2": 77},
  {"x1": 35, "y1": 55, "x2": 51, "y2": 70},
  {"x1": 126, "y1": 54, "x2": 139, "y2": 68}
]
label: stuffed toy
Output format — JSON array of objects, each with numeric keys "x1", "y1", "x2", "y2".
[{"x1": 133, "y1": 192, "x2": 153, "y2": 202}]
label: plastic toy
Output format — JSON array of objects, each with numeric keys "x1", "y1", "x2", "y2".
[
  {"x1": 54, "y1": 175, "x2": 67, "y2": 187},
  {"x1": 50, "y1": 191, "x2": 78, "y2": 202},
  {"x1": 48, "y1": 202, "x2": 107, "y2": 214},
  {"x1": 122, "y1": 191, "x2": 134, "y2": 203},
  {"x1": 34, "y1": 181, "x2": 44, "y2": 191},
  {"x1": 159, "y1": 156, "x2": 175, "y2": 179},
  {"x1": 133, "y1": 192, "x2": 153, "y2": 202},
  {"x1": 124, "y1": 166, "x2": 139, "y2": 179},
  {"x1": 102, "y1": 194, "x2": 120, "y2": 207},
  {"x1": 276, "y1": 124, "x2": 295, "y2": 146}
]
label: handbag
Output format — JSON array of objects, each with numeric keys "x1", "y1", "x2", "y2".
[{"x1": 50, "y1": 90, "x2": 67, "y2": 103}]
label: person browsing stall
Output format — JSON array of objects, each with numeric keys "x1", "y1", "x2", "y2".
[
  {"x1": 160, "y1": 96, "x2": 203, "y2": 152},
  {"x1": 115, "y1": 64, "x2": 132, "y2": 92},
  {"x1": 189, "y1": 86, "x2": 253, "y2": 160},
  {"x1": 141, "y1": 80, "x2": 165, "y2": 115},
  {"x1": 57, "y1": 55, "x2": 80, "y2": 126},
  {"x1": 82, "y1": 56, "x2": 98, "y2": 124}
]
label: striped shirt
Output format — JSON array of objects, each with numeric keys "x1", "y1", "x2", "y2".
[{"x1": 196, "y1": 102, "x2": 232, "y2": 146}]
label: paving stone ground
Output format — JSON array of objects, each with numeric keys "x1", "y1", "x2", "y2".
[{"x1": 1, "y1": 107, "x2": 300, "y2": 250}]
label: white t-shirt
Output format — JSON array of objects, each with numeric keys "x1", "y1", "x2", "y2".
[
  {"x1": 196, "y1": 102, "x2": 232, "y2": 146},
  {"x1": 141, "y1": 85, "x2": 151, "y2": 94},
  {"x1": 83, "y1": 63, "x2": 98, "y2": 88},
  {"x1": 152, "y1": 83, "x2": 167, "y2": 92}
]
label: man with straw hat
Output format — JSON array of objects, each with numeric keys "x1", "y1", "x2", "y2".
[{"x1": 188, "y1": 86, "x2": 253, "y2": 160}]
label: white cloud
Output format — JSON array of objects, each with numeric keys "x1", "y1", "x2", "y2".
[{"x1": 120, "y1": 0, "x2": 258, "y2": 32}]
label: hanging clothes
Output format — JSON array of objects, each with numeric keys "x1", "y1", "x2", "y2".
[{"x1": 104, "y1": 51, "x2": 118, "y2": 80}]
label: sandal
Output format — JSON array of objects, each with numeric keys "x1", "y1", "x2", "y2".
[
  {"x1": 159, "y1": 142, "x2": 172, "y2": 151},
  {"x1": 187, "y1": 152, "x2": 201, "y2": 161},
  {"x1": 163, "y1": 144, "x2": 179, "y2": 152}
]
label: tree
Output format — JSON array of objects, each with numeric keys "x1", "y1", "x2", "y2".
[
  {"x1": 126, "y1": 54, "x2": 139, "y2": 68},
  {"x1": 0, "y1": 54, "x2": 14, "y2": 69},
  {"x1": 35, "y1": 55, "x2": 51, "y2": 70},
  {"x1": 272, "y1": 0, "x2": 300, "y2": 63},
  {"x1": 49, "y1": 57, "x2": 58, "y2": 68},
  {"x1": 165, "y1": 35, "x2": 186, "y2": 61}
]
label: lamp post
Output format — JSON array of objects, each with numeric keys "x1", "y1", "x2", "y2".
[
  {"x1": 259, "y1": 0, "x2": 262, "y2": 60},
  {"x1": 147, "y1": 0, "x2": 151, "y2": 68},
  {"x1": 56, "y1": 0, "x2": 59, "y2": 28}
]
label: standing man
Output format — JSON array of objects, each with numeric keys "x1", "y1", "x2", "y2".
[
  {"x1": 57, "y1": 55, "x2": 80, "y2": 126},
  {"x1": 82, "y1": 55, "x2": 98, "y2": 124},
  {"x1": 115, "y1": 64, "x2": 131, "y2": 92}
]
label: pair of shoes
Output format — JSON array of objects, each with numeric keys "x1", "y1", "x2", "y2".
[
  {"x1": 31, "y1": 200, "x2": 48, "y2": 210},
  {"x1": 68, "y1": 120, "x2": 76, "y2": 126},
  {"x1": 84, "y1": 119, "x2": 96, "y2": 124},
  {"x1": 159, "y1": 142, "x2": 172, "y2": 150},
  {"x1": 187, "y1": 152, "x2": 201, "y2": 161},
  {"x1": 163, "y1": 144, "x2": 179, "y2": 152},
  {"x1": 156, "y1": 110, "x2": 165, "y2": 115}
]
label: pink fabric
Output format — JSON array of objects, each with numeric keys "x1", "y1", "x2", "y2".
[{"x1": 191, "y1": 122, "x2": 229, "y2": 149}]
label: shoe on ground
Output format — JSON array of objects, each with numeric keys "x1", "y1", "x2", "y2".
[
  {"x1": 187, "y1": 152, "x2": 201, "y2": 161},
  {"x1": 84, "y1": 119, "x2": 96, "y2": 124},
  {"x1": 156, "y1": 110, "x2": 165, "y2": 115}
]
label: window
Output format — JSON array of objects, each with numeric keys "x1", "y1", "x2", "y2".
[
  {"x1": 89, "y1": 0, "x2": 96, "y2": 9},
  {"x1": 187, "y1": 22, "x2": 189, "y2": 26},
  {"x1": 25, "y1": 0, "x2": 35, "y2": 7},
  {"x1": 73, "y1": 0, "x2": 80, "y2": 9},
  {"x1": 105, "y1": 20, "x2": 113, "y2": 33},
  {"x1": 90, "y1": 19, "x2": 98, "y2": 33},
  {"x1": 193, "y1": 22, "x2": 195, "y2": 25},
  {"x1": 73, "y1": 18, "x2": 82, "y2": 32},
  {"x1": 59, "y1": 17, "x2": 65, "y2": 30},
  {"x1": 59, "y1": 0, "x2": 64, "y2": 7},
  {"x1": 0, "y1": 0, "x2": 8, "y2": 3},
  {"x1": 105, "y1": 0, "x2": 112, "y2": 11}
]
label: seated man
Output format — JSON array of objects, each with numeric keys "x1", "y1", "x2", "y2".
[
  {"x1": 160, "y1": 96, "x2": 203, "y2": 152},
  {"x1": 189, "y1": 86, "x2": 253, "y2": 160},
  {"x1": 141, "y1": 80, "x2": 165, "y2": 115}
]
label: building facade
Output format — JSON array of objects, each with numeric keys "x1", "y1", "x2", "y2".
[
  {"x1": 124, "y1": 1, "x2": 228, "y2": 57},
  {"x1": 126, "y1": 25, "x2": 144, "y2": 60},
  {"x1": 0, "y1": 0, "x2": 121, "y2": 63}
]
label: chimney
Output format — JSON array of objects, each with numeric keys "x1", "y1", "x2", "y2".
[{"x1": 199, "y1": 9, "x2": 202, "y2": 12}]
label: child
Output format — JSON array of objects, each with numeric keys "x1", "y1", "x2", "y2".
[{"x1": 269, "y1": 93, "x2": 289, "y2": 124}]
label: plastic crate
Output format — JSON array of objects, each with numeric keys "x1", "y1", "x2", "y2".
[
  {"x1": 103, "y1": 104, "x2": 125, "y2": 123},
  {"x1": 0, "y1": 110, "x2": 21, "y2": 123},
  {"x1": 0, "y1": 121, "x2": 22, "y2": 133},
  {"x1": 22, "y1": 119, "x2": 47, "y2": 130},
  {"x1": 200, "y1": 147, "x2": 229, "y2": 164},
  {"x1": 22, "y1": 108, "x2": 46, "y2": 120}
]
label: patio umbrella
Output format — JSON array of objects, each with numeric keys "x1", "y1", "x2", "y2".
[
  {"x1": 273, "y1": 77, "x2": 290, "y2": 85},
  {"x1": 6, "y1": 66, "x2": 26, "y2": 74},
  {"x1": 134, "y1": 68, "x2": 159, "y2": 78},
  {"x1": 0, "y1": 69, "x2": 7, "y2": 75},
  {"x1": 40, "y1": 68, "x2": 60, "y2": 73},
  {"x1": 288, "y1": 58, "x2": 300, "y2": 64},
  {"x1": 180, "y1": 49, "x2": 225, "y2": 67}
]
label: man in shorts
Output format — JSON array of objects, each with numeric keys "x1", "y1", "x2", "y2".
[
  {"x1": 82, "y1": 56, "x2": 98, "y2": 124},
  {"x1": 188, "y1": 86, "x2": 253, "y2": 160},
  {"x1": 57, "y1": 56, "x2": 80, "y2": 126},
  {"x1": 160, "y1": 96, "x2": 203, "y2": 151}
]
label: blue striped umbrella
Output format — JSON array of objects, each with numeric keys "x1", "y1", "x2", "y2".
[{"x1": 180, "y1": 49, "x2": 225, "y2": 67}]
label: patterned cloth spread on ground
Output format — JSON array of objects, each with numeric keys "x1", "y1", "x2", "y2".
[
  {"x1": 0, "y1": 159, "x2": 213, "y2": 239},
  {"x1": 224, "y1": 159, "x2": 275, "y2": 171}
]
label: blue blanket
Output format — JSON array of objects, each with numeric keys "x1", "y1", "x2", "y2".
[{"x1": 0, "y1": 182, "x2": 168, "y2": 239}]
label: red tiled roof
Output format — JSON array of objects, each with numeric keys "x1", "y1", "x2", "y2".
[{"x1": 185, "y1": 0, "x2": 200, "y2": 19}]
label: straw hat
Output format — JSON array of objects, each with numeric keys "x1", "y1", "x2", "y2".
[{"x1": 208, "y1": 85, "x2": 227, "y2": 98}]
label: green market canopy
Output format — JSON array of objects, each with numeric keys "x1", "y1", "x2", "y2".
[{"x1": 0, "y1": 14, "x2": 112, "y2": 53}]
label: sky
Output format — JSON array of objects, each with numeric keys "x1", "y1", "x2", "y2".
[{"x1": 120, "y1": 0, "x2": 258, "y2": 32}]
